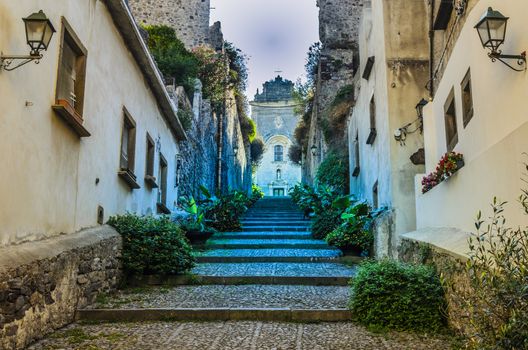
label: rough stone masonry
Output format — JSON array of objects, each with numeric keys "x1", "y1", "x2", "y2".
[{"x1": 0, "y1": 227, "x2": 121, "y2": 350}]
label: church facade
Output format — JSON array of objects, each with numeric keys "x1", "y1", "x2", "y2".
[{"x1": 250, "y1": 77, "x2": 301, "y2": 196}]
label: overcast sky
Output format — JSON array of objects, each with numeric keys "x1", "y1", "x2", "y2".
[{"x1": 210, "y1": 0, "x2": 319, "y2": 100}]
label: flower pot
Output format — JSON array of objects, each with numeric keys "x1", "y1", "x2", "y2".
[
  {"x1": 456, "y1": 159, "x2": 465, "y2": 171},
  {"x1": 185, "y1": 230, "x2": 215, "y2": 244}
]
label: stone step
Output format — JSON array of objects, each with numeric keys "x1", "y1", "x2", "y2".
[
  {"x1": 86, "y1": 285, "x2": 351, "y2": 310},
  {"x1": 76, "y1": 308, "x2": 353, "y2": 322},
  {"x1": 213, "y1": 232, "x2": 313, "y2": 240},
  {"x1": 205, "y1": 238, "x2": 329, "y2": 249},
  {"x1": 243, "y1": 216, "x2": 306, "y2": 221},
  {"x1": 241, "y1": 221, "x2": 310, "y2": 226},
  {"x1": 196, "y1": 249, "x2": 342, "y2": 263},
  {"x1": 243, "y1": 226, "x2": 310, "y2": 232}
]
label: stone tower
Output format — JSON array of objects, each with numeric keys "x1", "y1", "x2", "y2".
[
  {"x1": 250, "y1": 77, "x2": 302, "y2": 197},
  {"x1": 128, "y1": 0, "x2": 211, "y2": 48}
]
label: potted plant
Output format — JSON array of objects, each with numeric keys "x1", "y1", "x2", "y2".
[
  {"x1": 421, "y1": 152, "x2": 465, "y2": 193},
  {"x1": 180, "y1": 196, "x2": 216, "y2": 244}
]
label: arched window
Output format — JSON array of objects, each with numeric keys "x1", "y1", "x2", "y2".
[
  {"x1": 274, "y1": 145, "x2": 284, "y2": 162},
  {"x1": 276, "y1": 169, "x2": 282, "y2": 180}
]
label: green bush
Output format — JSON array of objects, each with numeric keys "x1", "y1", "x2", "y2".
[
  {"x1": 108, "y1": 214, "x2": 195, "y2": 276},
  {"x1": 143, "y1": 25, "x2": 199, "y2": 95},
  {"x1": 325, "y1": 201, "x2": 373, "y2": 253},
  {"x1": 251, "y1": 184, "x2": 264, "y2": 203},
  {"x1": 316, "y1": 152, "x2": 349, "y2": 193},
  {"x1": 204, "y1": 190, "x2": 249, "y2": 232},
  {"x1": 311, "y1": 210, "x2": 341, "y2": 239},
  {"x1": 444, "y1": 195, "x2": 528, "y2": 349},
  {"x1": 350, "y1": 260, "x2": 447, "y2": 332}
]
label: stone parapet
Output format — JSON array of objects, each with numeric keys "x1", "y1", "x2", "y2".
[{"x1": 0, "y1": 226, "x2": 122, "y2": 350}]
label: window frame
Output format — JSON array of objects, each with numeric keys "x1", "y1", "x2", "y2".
[
  {"x1": 52, "y1": 17, "x2": 89, "y2": 137},
  {"x1": 274, "y1": 144, "x2": 284, "y2": 162},
  {"x1": 461, "y1": 69, "x2": 474, "y2": 128},
  {"x1": 144, "y1": 133, "x2": 158, "y2": 188},
  {"x1": 157, "y1": 153, "x2": 170, "y2": 214},
  {"x1": 444, "y1": 89, "x2": 459, "y2": 152},
  {"x1": 352, "y1": 132, "x2": 360, "y2": 177},
  {"x1": 366, "y1": 94, "x2": 377, "y2": 145},
  {"x1": 117, "y1": 107, "x2": 139, "y2": 190}
]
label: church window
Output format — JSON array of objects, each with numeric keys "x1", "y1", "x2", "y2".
[{"x1": 274, "y1": 145, "x2": 284, "y2": 162}]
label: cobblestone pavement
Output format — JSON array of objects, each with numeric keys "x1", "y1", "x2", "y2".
[
  {"x1": 192, "y1": 263, "x2": 356, "y2": 277},
  {"x1": 29, "y1": 321, "x2": 454, "y2": 350},
  {"x1": 196, "y1": 248, "x2": 342, "y2": 258},
  {"x1": 87, "y1": 285, "x2": 351, "y2": 309}
]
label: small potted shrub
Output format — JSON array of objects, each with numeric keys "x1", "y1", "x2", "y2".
[{"x1": 179, "y1": 196, "x2": 216, "y2": 244}]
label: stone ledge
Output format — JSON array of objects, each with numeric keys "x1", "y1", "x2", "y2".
[
  {"x1": 401, "y1": 227, "x2": 472, "y2": 261},
  {"x1": 0, "y1": 226, "x2": 120, "y2": 273},
  {"x1": 76, "y1": 308, "x2": 354, "y2": 322}
]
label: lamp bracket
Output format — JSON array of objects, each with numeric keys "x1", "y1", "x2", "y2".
[
  {"x1": 0, "y1": 53, "x2": 43, "y2": 71},
  {"x1": 488, "y1": 50, "x2": 526, "y2": 72}
]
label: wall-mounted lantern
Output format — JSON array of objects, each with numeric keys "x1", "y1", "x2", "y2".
[
  {"x1": 475, "y1": 7, "x2": 526, "y2": 72},
  {"x1": 1, "y1": 10, "x2": 56, "y2": 71},
  {"x1": 394, "y1": 98, "x2": 428, "y2": 146},
  {"x1": 310, "y1": 144, "x2": 317, "y2": 157}
]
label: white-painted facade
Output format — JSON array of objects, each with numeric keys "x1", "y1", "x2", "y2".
[
  {"x1": 0, "y1": 0, "x2": 187, "y2": 246},
  {"x1": 347, "y1": 0, "x2": 429, "y2": 257},
  {"x1": 251, "y1": 97, "x2": 302, "y2": 197},
  {"x1": 416, "y1": 0, "x2": 528, "y2": 235}
]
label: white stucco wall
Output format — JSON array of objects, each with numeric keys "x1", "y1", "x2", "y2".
[
  {"x1": 0, "y1": 0, "x2": 183, "y2": 246},
  {"x1": 417, "y1": 0, "x2": 528, "y2": 232},
  {"x1": 348, "y1": 0, "x2": 429, "y2": 257}
]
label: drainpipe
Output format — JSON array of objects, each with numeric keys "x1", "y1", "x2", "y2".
[
  {"x1": 216, "y1": 107, "x2": 224, "y2": 193},
  {"x1": 429, "y1": 0, "x2": 435, "y2": 99}
]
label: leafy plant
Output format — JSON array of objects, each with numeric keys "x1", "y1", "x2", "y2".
[
  {"x1": 177, "y1": 108, "x2": 193, "y2": 131},
  {"x1": 251, "y1": 184, "x2": 264, "y2": 203},
  {"x1": 204, "y1": 190, "x2": 250, "y2": 231},
  {"x1": 350, "y1": 260, "x2": 447, "y2": 332},
  {"x1": 312, "y1": 210, "x2": 342, "y2": 239},
  {"x1": 143, "y1": 25, "x2": 199, "y2": 96},
  {"x1": 250, "y1": 137, "x2": 266, "y2": 167},
  {"x1": 325, "y1": 200, "x2": 373, "y2": 253},
  {"x1": 444, "y1": 194, "x2": 528, "y2": 349},
  {"x1": 108, "y1": 214, "x2": 195, "y2": 275},
  {"x1": 316, "y1": 151, "x2": 349, "y2": 193}
]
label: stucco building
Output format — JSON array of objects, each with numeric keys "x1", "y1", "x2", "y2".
[
  {"x1": 347, "y1": 0, "x2": 429, "y2": 258},
  {"x1": 406, "y1": 0, "x2": 528, "y2": 256},
  {"x1": 0, "y1": 0, "x2": 191, "y2": 347},
  {"x1": 251, "y1": 77, "x2": 301, "y2": 196}
]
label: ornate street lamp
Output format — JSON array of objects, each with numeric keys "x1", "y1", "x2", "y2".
[
  {"x1": 1, "y1": 10, "x2": 56, "y2": 71},
  {"x1": 475, "y1": 7, "x2": 526, "y2": 71}
]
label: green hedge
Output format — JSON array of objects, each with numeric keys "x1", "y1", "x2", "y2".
[
  {"x1": 108, "y1": 214, "x2": 195, "y2": 276},
  {"x1": 350, "y1": 260, "x2": 447, "y2": 332}
]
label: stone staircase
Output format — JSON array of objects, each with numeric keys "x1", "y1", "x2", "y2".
[{"x1": 78, "y1": 197, "x2": 358, "y2": 322}]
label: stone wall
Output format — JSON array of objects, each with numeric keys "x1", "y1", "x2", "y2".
[
  {"x1": 128, "y1": 0, "x2": 211, "y2": 49},
  {"x1": 399, "y1": 235, "x2": 469, "y2": 334},
  {"x1": 0, "y1": 226, "x2": 121, "y2": 350},
  {"x1": 304, "y1": 0, "x2": 362, "y2": 183},
  {"x1": 170, "y1": 82, "x2": 218, "y2": 200},
  {"x1": 221, "y1": 91, "x2": 252, "y2": 195}
]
